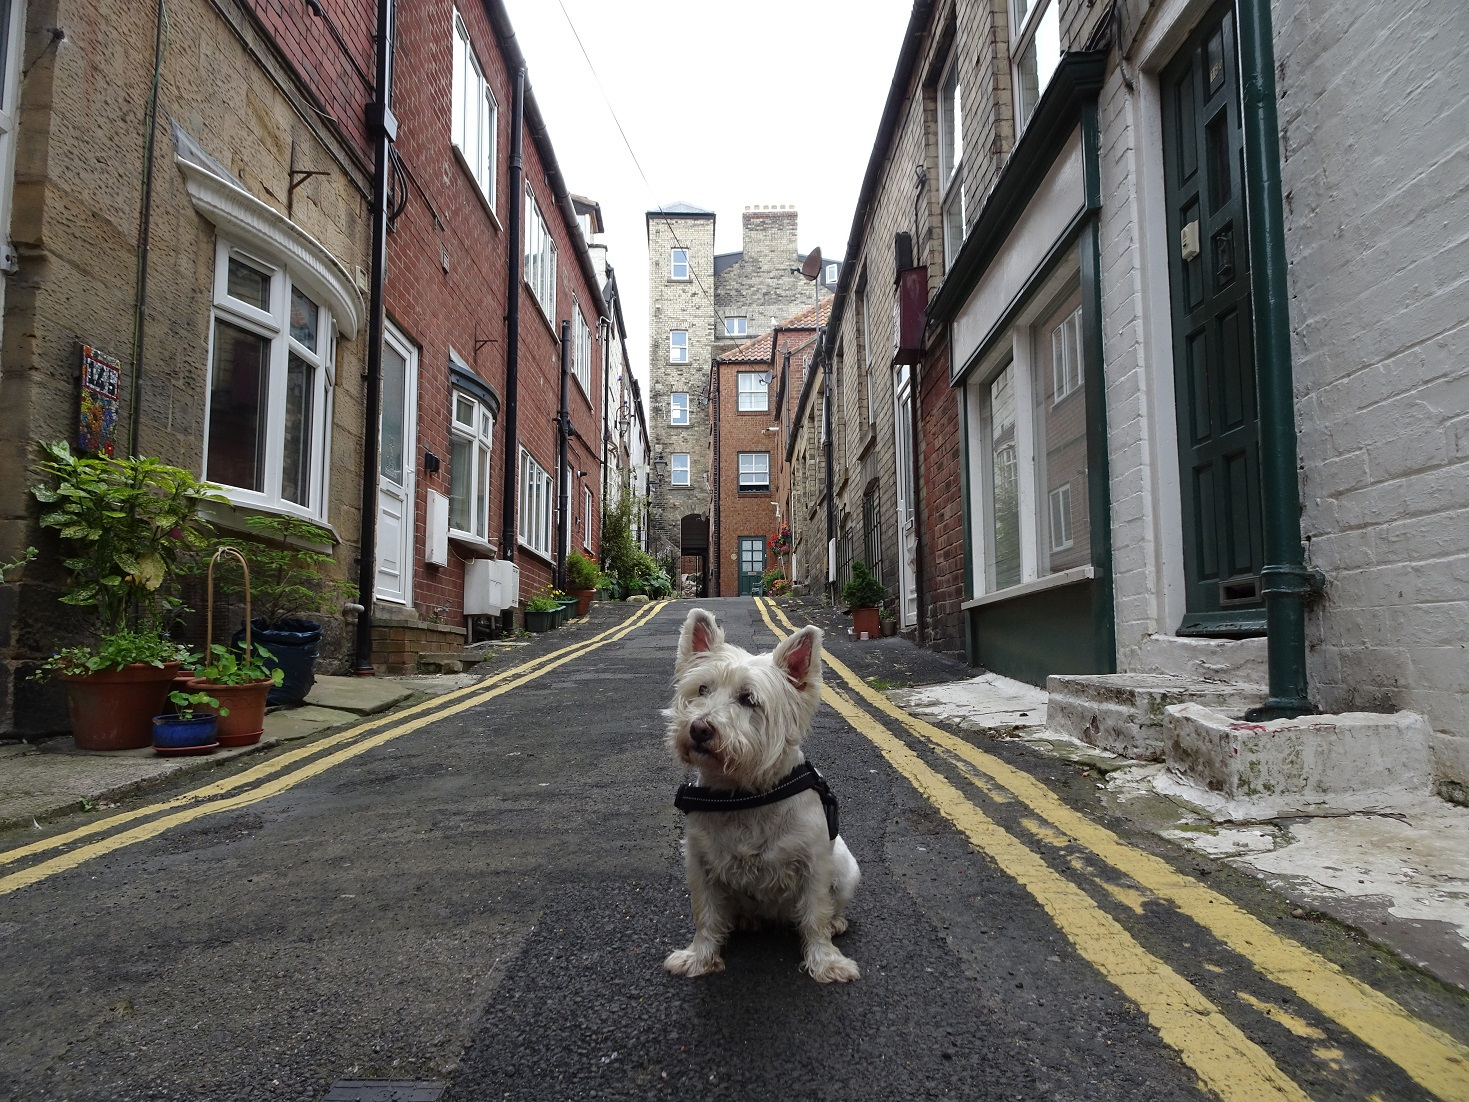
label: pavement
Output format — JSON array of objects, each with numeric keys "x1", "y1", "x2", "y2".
[{"x1": 4, "y1": 596, "x2": 1467, "y2": 999}]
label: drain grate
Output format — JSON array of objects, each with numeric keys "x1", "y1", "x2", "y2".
[{"x1": 321, "y1": 1082, "x2": 448, "y2": 1102}]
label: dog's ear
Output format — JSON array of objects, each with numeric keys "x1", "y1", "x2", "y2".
[
  {"x1": 676, "y1": 608, "x2": 725, "y2": 675},
  {"x1": 773, "y1": 625, "x2": 823, "y2": 693}
]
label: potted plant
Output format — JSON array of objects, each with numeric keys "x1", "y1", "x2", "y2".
[
  {"x1": 841, "y1": 560, "x2": 887, "y2": 640},
  {"x1": 565, "y1": 550, "x2": 602, "y2": 616},
  {"x1": 187, "y1": 642, "x2": 282, "y2": 747},
  {"x1": 879, "y1": 607, "x2": 899, "y2": 637},
  {"x1": 523, "y1": 588, "x2": 561, "y2": 633},
  {"x1": 153, "y1": 688, "x2": 222, "y2": 755},
  {"x1": 210, "y1": 515, "x2": 357, "y2": 706},
  {"x1": 30, "y1": 441, "x2": 218, "y2": 750}
]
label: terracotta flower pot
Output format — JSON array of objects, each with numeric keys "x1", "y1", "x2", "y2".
[
  {"x1": 59, "y1": 663, "x2": 182, "y2": 751},
  {"x1": 188, "y1": 677, "x2": 273, "y2": 747},
  {"x1": 851, "y1": 607, "x2": 882, "y2": 639},
  {"x1": 572, "y1": 588, "x2": 596, "y2": 616}
]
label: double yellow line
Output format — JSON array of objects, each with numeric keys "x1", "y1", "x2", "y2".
[
  {"x1": 756, "y1": 597, "x2": 1469, "y2": 1102},
  {"x1": 0, "y1": 600, "x2": 667, "y2": 897}
]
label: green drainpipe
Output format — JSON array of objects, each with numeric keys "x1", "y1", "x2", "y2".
[{"x1": 1237, "y1": 0, "x2": 1323, "y2": 720}]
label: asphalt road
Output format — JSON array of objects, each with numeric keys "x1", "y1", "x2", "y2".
[{"x1": 2, "y1": 598, "x2": 1466, "y2": 1102}]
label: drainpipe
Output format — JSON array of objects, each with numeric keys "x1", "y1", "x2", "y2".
[
  {"x1": 127, "y1": 0, "x2": 167, "y2": 457},
  {"x1": 1237, "y1": 0, "x2": 1321, "y2": 720},
  {"x1": 556, "y1": 319, "x2": 571, "y2": 589},
  {"x1": 500, "y1": 68, "x2": 525, "y2": 563},
  {"x1": 352, "y1": 0, "x2": 396, "y2": 675},
  {"x1": 822, "y1": 355, "x2": 835, "y2": 604}
]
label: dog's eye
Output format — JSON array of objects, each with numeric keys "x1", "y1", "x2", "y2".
[
  {"x1": 738, "y1": 690, "x2": 759, "y2": 708},
  {"x1": 697, "y1": 684, "x2": 711, "y2": 697}
]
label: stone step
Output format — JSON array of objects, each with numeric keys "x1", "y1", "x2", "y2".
[
  {"x1": 415, "y1": 652, "x2": 483, "y2": 674},
  {"x1": 1046, "y1": 673, "x2": 1265, "y2": 761}
]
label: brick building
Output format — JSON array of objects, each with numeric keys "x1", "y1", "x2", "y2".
[
  {"x1": 710, "y1": 299, "x2": 829, "y2": 597},
  {"x1": 812, "y1": 0, "x2": 1469, "y2": 801},
  {"x1": 645, "y1": 203, "x2": 834, "y2": 590},
  {"x1": 0, "y1": 0, "x2": 372, "y2": 735}
]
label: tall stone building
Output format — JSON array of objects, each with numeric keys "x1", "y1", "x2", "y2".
[{"x1": 645, "y1": 203, "x2": 835, "y2": 588}]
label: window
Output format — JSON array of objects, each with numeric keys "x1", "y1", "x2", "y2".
[
  {"x1": 738, "y1": 452, "x2": 770, "y2": 492},
  {"x1": 670, "y1": 330, "x2": 688, "y2": 363},
  {"x1": 670, "y1": 391, "x2": 690, "y2": 425},
  {"x1": 1013, "y1": 0, "x2": 1062, "y2": 133},
  {"x1": 737, "y1": 372, "x2": 768, "y2": 412},
  {"x1": 1051, "y1": 305, "x2": 1083, "y2": 402},
  {"x1": 0, "y1": 0, "x2": 22, "y2": 277},
  {"x1": 1049, "y1": 483, "x2": 1073, "y2": 551},
  {"x1": 938, "y1": 56, "x2": 966, "y2": 269},
  {"x1": 449, "y1": 390, "x2": 495, "y2": 541},
  {"x1": 724, "y1": 316, "x2": 748, "y2": 337},
  {"x1": 518, "y1": 448, "x2": 553, "y2": 557},
  {"x1": 205, "y1": 242, "x2": 333, "y2": 518},
  {"x1": 985, "y1": 364, "x2": 1022, "y2": 591},
  {"x1": 861, "y1": 282, "x2": 876, "y2": 425},
  {"x1": 524, "y1": 186, "x2": 557, "y2": 317},
  {"x1": 583, "y1": 486, "x2": 594, "y2": 550},
  {"x1": 825, "y1": 263, "x2": 838, "y2": 284},
  {"x1": 670, "y1": 248, "x2": 690, "y2": 280},
  {"x1": 671, "y1": 452, "x2": 690, "y2": 487},
  {"x1": 573, "y1": 304, "x2": 592, "y2": 396},
  {"x1": 451, "y1": 9, "x2": 497, "y2": 208}
]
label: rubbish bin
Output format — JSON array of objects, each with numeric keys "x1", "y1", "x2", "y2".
[{"x1": 233, "y1": 617, "x2": 321, "y2": 706}]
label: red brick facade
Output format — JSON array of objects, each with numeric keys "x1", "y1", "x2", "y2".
[{"x1": 915, "y1": 339, "x2": 966, "y2": 659}]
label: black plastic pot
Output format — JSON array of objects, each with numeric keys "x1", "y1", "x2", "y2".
[{"x1": 232, "y1": 618, "x2": 321, "y2": 706}]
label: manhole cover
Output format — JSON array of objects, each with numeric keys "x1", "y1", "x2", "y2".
[{"x1": 321, "y1": 1082, "x2": 447, "y2": 1102}]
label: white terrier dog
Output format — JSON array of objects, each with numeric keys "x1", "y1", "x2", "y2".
[{"x1": 664, "y1": 608, "x2": 861, "y2": 983}]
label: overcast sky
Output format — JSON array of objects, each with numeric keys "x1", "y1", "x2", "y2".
[{"x1": 503, "y1": 0, "x2": 913, "y2": 399}]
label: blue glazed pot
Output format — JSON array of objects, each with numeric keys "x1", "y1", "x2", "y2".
[{"x1": 152, "y1": 713, "x2": 218, "y2": 750}]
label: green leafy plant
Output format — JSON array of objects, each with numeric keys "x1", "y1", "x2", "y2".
[
  {"x1": 0, "y1": 547, "x2": 36, "y2": 581},
  {"x1": 524, "y1": 587, "x2": 565, "y2": 613},
  {"x1": 32, "y1": 628, "x2": 194, "y2": 679},
  {"x1": 565, "y1": 549, "x2": 603, "y2": 591},
  {"x1": 32, "y1": 441, "x2": 219, "y2": 632},
  {"x1": 761, "y1": 565, "x2": 790, "y2": 596},
  {"x1": 168, "y1": 688, "x2": 226, "y2": 719},
  {"x1": 841, "y1": 560, "x2": 886, "y2": 610},
  {"x1": 194, "y1": 642, "x2": 284, "y2": 687},
  {"x1": 206, "y1": 514, "x2": 357, "y2": 627}
]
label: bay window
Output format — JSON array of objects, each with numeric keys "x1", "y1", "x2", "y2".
[{"x1": 205, "y1": 241, "x2": 333, "y2": 518}]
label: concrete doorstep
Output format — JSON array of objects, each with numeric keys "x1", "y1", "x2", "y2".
[{"x1": 892, "y1": 672, "x2": 1469, "y2": 994}]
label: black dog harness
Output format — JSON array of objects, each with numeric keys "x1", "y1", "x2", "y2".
[{"x1": 674, "y1": 761, "x2": 840, "y2": 840}]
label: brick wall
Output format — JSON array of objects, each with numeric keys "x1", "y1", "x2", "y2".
[{"x1": 916, "y1": 342, "x2": 966, "y2": 659}]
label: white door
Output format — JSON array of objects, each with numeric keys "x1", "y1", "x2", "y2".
[
  {"x1": 375, "y1": 326, "x2": 417, "y2": 604},
  {"x1": 893, "y1": 363, "x2": 918, "y2": 628}
]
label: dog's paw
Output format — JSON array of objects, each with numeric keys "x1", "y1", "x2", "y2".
[
  {"x1": 804, "y1": 951, "x2": 860, "y2": 984},
  {"x1": 830, "y1": 915, "x2": 849, "y2": 937},
  {"x1": 664, "y1": 947, "x2": 725, "y2": 977}
]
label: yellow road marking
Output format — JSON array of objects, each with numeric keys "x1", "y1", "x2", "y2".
[
  {"x1": 1, "y1": 601, "x2": 665, "y2": 868},
  {"x1": 823, "y1": 681, "x2": 1309, "y2": 1102},
  {"x1": 0, "y1": 602, "x2": 667, "y2": 896},
  {"x1": 758, "y1": 598, "x2": 1469, "y2": 1100},
  {"x1": 1238, "y1": 992, "x2": 1329, "y2": 1041}
]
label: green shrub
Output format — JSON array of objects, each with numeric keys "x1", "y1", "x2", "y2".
[
  {"x1": 565, "y1": 549, "x2": 602, "y2": 590},
  {"x1": 840, "y1": 561, "x2": 886, "y2": 609}
]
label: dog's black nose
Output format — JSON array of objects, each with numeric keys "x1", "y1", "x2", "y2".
[{"x1": 690, "y1": 719, "x2": 715, "y2": 745}]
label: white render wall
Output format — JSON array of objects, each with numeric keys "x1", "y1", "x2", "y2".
[
  {"x1": 1278, "y1": 0, "x2": 1469, "y2": 793},
  {"x1": 1097, "y1": 0, "x2": 1469, "y2": 795}
]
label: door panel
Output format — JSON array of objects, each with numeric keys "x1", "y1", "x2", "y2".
[
  {"x1": 1161, "y1": 0, "x2": 1266, "y2": 634},
  {"x1": 375, "y1": 333, "x2": 416, "y2": 605},
  {"x1": 737, "y1": 538, "x2": 765, "y2": 596}
]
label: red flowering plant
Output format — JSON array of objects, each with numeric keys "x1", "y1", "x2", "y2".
[{"x1": 768, "y1": 523, "x2": 792, "y2": 557}]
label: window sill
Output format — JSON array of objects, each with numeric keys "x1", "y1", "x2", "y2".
[
  {"x1": 738, "y1": 487, "x2": 772, "y2": 495},
  {"x1": 451, "y1": 145, "x2": 502, "y2": 233},
  {"x1": 515, "y1": 541, "x2": 556, "y2": 568},
  {"x1": 962, "y1": 565, "x2": 1094, "y2": 611},
  {"x1": 200, "y1": 496, "x2": 338, "y2": 549},
  {"x1": 524, "y1": 283, "x2": 558, "y2": 338},
  {"x1": 448, "y1": 530, "x2": 497, "y2": 558}
]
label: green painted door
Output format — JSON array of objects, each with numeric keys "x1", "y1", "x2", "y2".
[
  {"x1": 738, "y1": 538, "x2": 765, "y2": 596},
  {"x1": 1161, "y1": 1, "x2": 1266, "y2": 635}
]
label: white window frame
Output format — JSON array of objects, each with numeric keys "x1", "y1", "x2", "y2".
[
  {"x1": 671, "y1": 452, "x2": 691, "y2": 487},
  {"x1": 670, "y1": 248, "x2": 690, "y2": 281},
  {"x1": 583, "y1": 485, "x2": 594, "y2": 550},
  {"x1": 861, "y1": 283, "x2": 877, "y2": 425},
  {"x1": 1049, "y1": 482, "x2": 1074, "y2": 552},
  {"x1": 737, "y1": 372, "x2": 768, "y2": 412},
  {"x1": 518, "y1": 447, "x2": 554, "y2": 558},
  {"x1": 451, "y1": 8, "x2": 498, "y2": 209},
  {"x1": 938, "y1": 54, "x2": 966, "y2": 270},
  {"x1": 738, "y1": 451, "x2": 770, "y2": 491},
  {"x1": 825, "y1": 263, "x2": 838, "y2": 283},
  {"x1": 670, "y1": 329, "x2": 689, "y2": 364},
  {"x1": 0, "y1": 1, "x2": 24, "y2": 294},
  {"x1": 572, "y1": 302, "x2": 592, "y2": 397},
  {"x1": 524, "y1": 186, "x2": 557, "y2": 318},
  {"x1": 724, "y1": 316, "x2": 748, "y2": 337},
  {"x1": 1012, "y1": 0, "x2": 1062, "y2": 134},
  {"x1": 1051, "y1": 304, "x2": 1083, "y2": 403},
  {"x1": 448, "y1": 389, "x2": 495, "y2": 543},
  {"x1": 204, "y1": 239, "x2": 334, "y2": 520},
  {"x1": 670, "y1": 391, "x2": 690, "y2": 425}
]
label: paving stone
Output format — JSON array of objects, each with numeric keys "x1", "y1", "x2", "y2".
[
  {"x1": 263, "y1": 705, "x2": 362, "y2": 743},
  {"x1": 304, "y1": 674, "x2": 416, "y2": 715}
]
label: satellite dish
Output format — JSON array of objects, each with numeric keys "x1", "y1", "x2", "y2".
[{"x1": 800, "y1": 247, "x2": 823, "y2": 280}]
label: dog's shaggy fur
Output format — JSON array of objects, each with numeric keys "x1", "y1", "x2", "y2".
[{"x1": 664, "y1": 608, "x2": 860, "y2": 983}]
